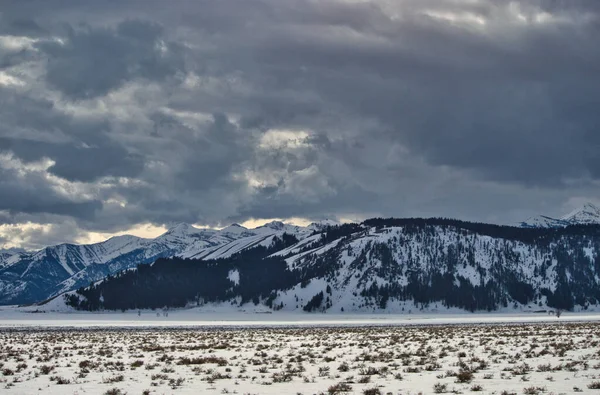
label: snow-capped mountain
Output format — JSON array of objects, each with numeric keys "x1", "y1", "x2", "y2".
[
  {"x1": 17, "y1": 208, "x2": 600, "y2": 312},
  {"x1": 519, "y1": 215, "x2": 568, "y2": 228},
  {"x1": 63, "y1": 218, "x2": 600, "y2": 313},
  {"x1": 0, "y1": 221, "x2": 325, "y2": 305},
  {"x1": 560, "y1": 202, "x2": 600, "y2": 225},
  {"x1": 520, "y1": 203, "x2": 600, "y2": 228}
]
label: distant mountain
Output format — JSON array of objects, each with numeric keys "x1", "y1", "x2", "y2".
[
  {"x1": 560, "y1": 203, "x2": 600, "y2": 225},
  {"x1": 520, "y1": 203, "x2": 600, "y2": 228},
  {"x1": 0, "y1": 220, "x2": 332, "y2": 305},
  {"x1": 519, "y1": 215, "x2": 568, "y2": 228},
  {"x1": 62, "y1": 218, "x2": 600, "y2": 313}
]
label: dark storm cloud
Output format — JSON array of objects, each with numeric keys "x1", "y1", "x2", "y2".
[
  {"x1": 2, "y1": 0, "x2": 600, "y2": 246},
  {"x1": 36, "y1": 19, "x2": 185, "y2": 99},
  {"x1": 0, "y1": 10, "x2": 46, "y2": 37},
  {"x1": 0, "y1": 89, "x2": 145, "y2": 182},
  {"x1": 0, "y1": 137, "x2": 145, "y2": 182},
  {"x1": 188, "y1": 0, "x2": 600, "y2": 186},
  {"x1": 232, "y1": 182, "x2": 380, "y2": 224},
  {"x1": 0, "y1": 50, "x2": 35, "y2": 70},
  {"x1": 0, "y1": 165, "x2": 101, "y2": 220},
  {"x1": 145, "y1": 111, "x2": 254, "y2": 190},
  {"x1": 174, "y1": 113, "x2": 253, "y2": 190}
]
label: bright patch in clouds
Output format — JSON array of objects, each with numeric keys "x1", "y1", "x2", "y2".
[
  {"x1": 0, "y1": 153, "x2": 53, "y2": 173},
  {"x1": 75, "y1": 223, "x2": 168, "y2": 245},
  {"x1": 159, "y1": 107, "x2": 214, "y2": 129},
  {"x1": 0, "y1": 35, "x2": 37, "y2": 51},
  {"x1": 0, "y1": 223, "x2": 55, "y2": 250},
  {"x1": 240, "y1": 217, "x2": 313, "y2": 229},
  {"x1": 423, "y1": 10, "x2": 487, "y2": 26},
  {"x1": 0, "y1": 72, "x2": 25, "y2": 87},
  {"x1": 259, "y1": 129, "x2": 311, "y2": 149}
]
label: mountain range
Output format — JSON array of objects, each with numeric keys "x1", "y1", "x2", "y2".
[
  {"x1": 0, "y1": 220, "x2": 336, "y2": 305},
  {"x1": 3, "y1": 204, "x2": 600, "y2": 312},
  {"x1": 62, "y1": 217, "x2": 600, "y2": 314},
  {"x1": 519, "y1": 202, "x2": 600, "y2": 228}
]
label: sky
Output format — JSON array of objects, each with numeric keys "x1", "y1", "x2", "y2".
[{"x1": 1, "y1": 0, "x2": 600, "y2": 249}]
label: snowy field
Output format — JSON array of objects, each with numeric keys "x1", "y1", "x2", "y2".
[
  {"x1": 3, "y1": 303, "x2": 600, "y2": 329},
  {"x1": 2, "y1": 312, "x2": 600, "y2": 394}
]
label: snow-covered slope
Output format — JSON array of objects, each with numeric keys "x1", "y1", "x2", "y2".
[
  {"x1": 519, "y1": 215, "x2": 568, "y2": 228},
  {"x1": 274, "y1": 225, "x2": 558, "y2": 312},
  {"x1": 61, "y1": 218, "x2": 600, "y2": 314},
  {"x1": 0, "y1": 221, "x2": 321, "y2": 305},
  {"x1": 520, "y1": 203, "x2": 600, "y2": 228},
  {"x1": 0, "y1": 248, "x2": 26, "y2": 268},
  {"x1": 16, "y1": 205, "x2": 600, "y2": 310}
]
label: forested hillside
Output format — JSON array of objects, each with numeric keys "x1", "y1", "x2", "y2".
[{"x1": 63, "y1": 219, "x2": 600, "y2": 313}]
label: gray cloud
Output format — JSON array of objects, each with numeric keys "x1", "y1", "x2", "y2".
[
  {"x1": 172, "y1": 112, "x2": 253, "y2": 191},
  {"x1": 0, "y1": 220, "x2": 84, "y2": 250},
  {"x1": 0, "y1": 10, "x2": 46, "y2": 37},
  {"x1": 36, "y1": 19, "x2": 185, "y2": 99},
  {"x1": 205, "y1": 1, "x2": 600, "y2": 186},
  {"x1": 1, "y1": 0, "x2": 600, "y2": 246},
  {"x1": 0, "y1": 89, "x2": 145, "y2": 182},
  {"x1": 0, "y1": 164, "x2": 101, "y2": 220},
  {"x1": 0, "y1": 137, "x2": 145, "y2": 182}
]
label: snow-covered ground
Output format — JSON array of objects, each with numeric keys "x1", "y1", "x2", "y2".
[
  {"x1": 1, "y1": 319, "x2": 600, "y2": 394},
  {"x1": 1, "y1": 303, "x2": 600, "y2": 328}
]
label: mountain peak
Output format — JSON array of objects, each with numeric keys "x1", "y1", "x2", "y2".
[
  {"x1": 220, "y1": 223, "x2": 249, "y2": 234},
  {"x1": 308, "y1": 218, "x2": 341, "y2": 230},
  {"x1": 257, "y1": 220, "x2": 286, "y2": 230},
  {"x1": 521, "y1": 202, "x2": 600, "y2": 228},
  {"x1": 166, "y1": 223, "x2": 198, "y2": 234},
  {"x1": 560, "y1": 202, "x2": 600, "y2": 224},
  {"x1": 159, "y1": 223, "x2": 217, "y2": 241}
]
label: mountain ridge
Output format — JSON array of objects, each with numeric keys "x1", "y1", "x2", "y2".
[
  {"x1": 0, "y1": 220, "x2": 339, "y2": 305},
  {"x1": 4, "y1": 205, "x2": 600, "y2": 308},
  {"x1": 520, "y1": 203, "x2": 600, "y2": 228},
  {"x1": 62, "y1": 218, "x2": 600, "y2": 313}
]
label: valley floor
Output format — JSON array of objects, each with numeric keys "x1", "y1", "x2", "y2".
[
  {"x1": 1, "y1": 318, "x2": 600, "y2": 394},
  {"x1": 2, "y1": 304, "x2": 600, "y2": 328}
]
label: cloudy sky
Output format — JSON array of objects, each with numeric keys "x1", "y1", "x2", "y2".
[{"x1": 1, "y1": 0, "x2": 600, "y2": 249}]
